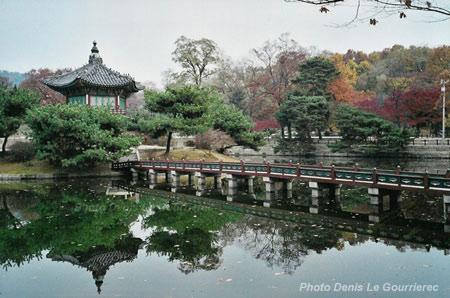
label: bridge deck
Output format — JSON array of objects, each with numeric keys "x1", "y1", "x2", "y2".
[{"x1": 112, "y1": 160, "x2": 450, "y2": 193}]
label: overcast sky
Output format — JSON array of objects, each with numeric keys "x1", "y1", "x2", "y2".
[{"x1": 1, "y1": 0, "x2": 449, "y2": 87}]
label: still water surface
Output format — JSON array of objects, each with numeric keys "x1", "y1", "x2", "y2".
[{"x1": 0, "y1": 178, "x2": 449, "y2": 298}]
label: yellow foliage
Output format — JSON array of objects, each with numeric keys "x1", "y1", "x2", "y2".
[{"x1": 329, "y1": 54, "x2": 357, "y2": 86}]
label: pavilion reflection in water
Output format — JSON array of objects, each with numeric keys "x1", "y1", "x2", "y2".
[{"x1": 48, "y1": 237, "x2": 143, "y2": 294}]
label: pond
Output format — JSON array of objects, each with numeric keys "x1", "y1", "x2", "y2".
[{"x1": 0, "y1": 178, "x2": 449, "y2": 298}]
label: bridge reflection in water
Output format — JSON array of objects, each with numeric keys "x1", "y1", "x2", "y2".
[
  {"x1": 113, "y1": 159, "x2": 450, "y2": 231},
  {"x1": 110, "y1": 180, "x2": 450, "y2": 254}
]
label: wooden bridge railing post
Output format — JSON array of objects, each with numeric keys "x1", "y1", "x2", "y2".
[
  {"x1": 373, "y1": 168, "x2": 377, "y2": 185},
  {"x1": 296, "y1": 163, "x2": 300, "y2": 177},
  {"x1": 267, "y1": 162, "x2": 271, "y2": 175},
  {"x1": 396, "y1": 165, "x2": 401, "y2": 175},
  {"x1": 241, "y1": 160, "x2": 244, "y2": 173},
  {"x1": 353, "y1": 163, "x2": 358, "y2": 181},
  {"x1": 166, "y1": 158, "x2": 169, "y2": 169},
  {"x1": 200, "y1": 159, "x2": 203, "y2": 171},
  {"x1": 331, "y1": 165, "x2": 335, "y2": 180},
  {"x1": 152, "y1": 158, "x2": 155, "y2": 169},
  {"x1": 219, "y1": 159, "x2": 223, "y2": 172},
  {"x1": 424, "y1": 170, "x2": 429, "y2": 189},
  {"x1": 182, "y1": 159, "x2": 185, "y2": 170},
  {"x1": 446, "y1": 168, "x2": 450, "y2": 179}
]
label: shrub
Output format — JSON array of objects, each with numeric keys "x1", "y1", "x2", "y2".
[
  {"x1": 26, "y1": 104, "x2": 141, "y2": 168},
  {"x1": 195, "y1": 130, "x2": 236, "y2": 152}
]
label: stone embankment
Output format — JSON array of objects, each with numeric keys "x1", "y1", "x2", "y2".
[
  {"x1": 226, "y1": 138, "x2": 450, "y2": 159},
  {"x1": 0, "y1": 172, "x2": 123, "y2": 182}
]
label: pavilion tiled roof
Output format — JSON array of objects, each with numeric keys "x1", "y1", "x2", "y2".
[{"x1": 42, "y1": 41, "x2": 143, "y2": 92}]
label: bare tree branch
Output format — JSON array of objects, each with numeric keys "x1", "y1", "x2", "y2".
[{"x1": 285, "y1": 0, "x2": 450, "y2": 21}]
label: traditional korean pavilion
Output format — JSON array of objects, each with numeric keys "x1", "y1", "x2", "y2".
[{"x1": 42, "y1": 41, "x2": 143, "y2": 113}]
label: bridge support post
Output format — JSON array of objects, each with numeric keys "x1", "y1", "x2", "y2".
[
  {"x1": 309, "y1": 181, "x2": 326, "y2": 198},
  {"x1": 328, "y1": 184, "x2": 343, "y2": 211},
  {"x1": 263, "y1": 177, "x2": 276, "y2": 207},
  {"x1": 188, "y1": 173, "x2": 195, "y2": 187},
  {"x1": 247, "y1": 176, "x2": 255, "y2": 195},
  {"x1": 368, "y1": 188, "x2": 400, "y2": 223},
  {"x1": 165, "y1": 172, "x2": 171, "y2": 183},
  {"x1": 135, "y1": 193, "x2": 140, "y2": 203},
  {"x1": 226, "y1": 174, "x2": 238, "y2": 201},
  {"x1": 148, "y1": 170, "x2": 157, "y2": 189},
  {"x1": 130, "y1": 168, "x2": 139, "y2": 181},
  {"x1": 214, "y1": 175, "x2": 222, "y2": 190},
  {"x1": 171, "y1": 171, "x2": 181, "y2": 193},
  {"x1": 196, "y1": 172, "x2": 206, "y2": 196},
  {"x1": 444, "y1": 195, "x2": 450, "y2": 233},
  {"x1": 368, "y1": 187, "x2": 385, "y2": 223},
  {"x1": 282, "y1": 180, "x2": 293, "y2": 199},
  {"x1": 308, "y1": 182, "x2": 342, "y2": 214}
]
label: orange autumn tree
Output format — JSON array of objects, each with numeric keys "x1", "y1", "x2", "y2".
[
  {"x1": 328, "y1": 77, "x2": 374, "y2": 104},
  {"x1": 328, "y1": 54, "x2": 373, "y2": 104}
]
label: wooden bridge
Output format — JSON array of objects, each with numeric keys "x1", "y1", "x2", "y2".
[{"x1": 112, "y1": 159, "x2": 450, "y2": 193}]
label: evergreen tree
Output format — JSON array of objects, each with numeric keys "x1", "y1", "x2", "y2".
[{"x1": 0, "y1": 86, "x2": 39, "y2": 153}]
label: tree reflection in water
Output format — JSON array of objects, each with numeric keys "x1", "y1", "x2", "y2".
[
  {"x1": 1, "y1": 180, "x2": 450, "y2": 295},
  {"x1": 143, "y1": 203, "x2": 242, "y2": 274}
]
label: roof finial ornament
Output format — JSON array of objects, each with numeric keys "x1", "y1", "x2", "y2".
[
  {"x1": 89, "y1": 40, "x2": 102, "y2": 64},
  {"x1": 91, "y1": 40, "x2": 99, "y2": 54}
]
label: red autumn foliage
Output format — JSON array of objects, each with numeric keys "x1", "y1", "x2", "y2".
[
  {"x1": 252, "y1": 119, "x2": 281, "y2": 131},
  {"x1": 382, "y1": 88, "x2": 441, "y2": 126},
  {"x1": 354, "y1": 88, "x2": 441, "y2": 128},
  {"x1": 352, "y1": 96, "x2": 381, "y2": 114},
  {"x1": 20, "y1": 68, "x2": 72, "y2": 105}
]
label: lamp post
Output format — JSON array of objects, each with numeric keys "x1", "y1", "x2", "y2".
[{"x1": 442, "y1": 79, "x2": 449, "y2": 140}]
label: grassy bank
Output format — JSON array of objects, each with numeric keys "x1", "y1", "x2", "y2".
[
  {"x1": 0, "y1": 149, "x2": 237, "y2": 175},
  {"x1": 139, "y1": 148, "x2": 238, "y2": 162},
  {"x1": 0, "y1": 158, "x2": 113, "y2": 175}
]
